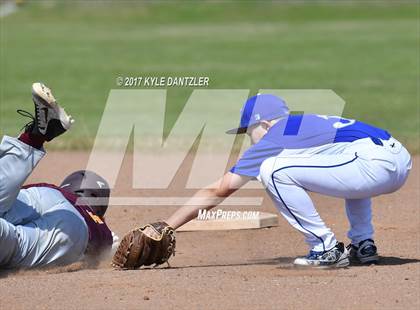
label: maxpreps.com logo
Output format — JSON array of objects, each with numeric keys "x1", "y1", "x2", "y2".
[{"x1": 197, "y1": 209, "x2": 260, "y2": 221}]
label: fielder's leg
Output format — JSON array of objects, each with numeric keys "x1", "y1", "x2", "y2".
[
  {"x1": 263, "y1": 178, "x2": 337, "y2": 253},
  {"x1": 259, "y1": 153, "x2": 365, "y2": 253},
  {"x1": 260, "y1": 140, "x2": 411, "y2": 267},
  {"x1": 345, "y1": 198, "x2": 379, "y2": 264},
  {"x1": 259, "y1": 152, "x2": 371, "y2": 268},
  {"x1": 260, "y1": 151, "x2": 371, "y2": 249},
  {"x1": 342, "y1": 137, "x2": 411, "y2": 264},
  {"x1": 260, "y1": 157, "x2": 350, "y2": 267},
  {"x1": 345, "y1": 198, "x2": 373, "y2": 245}
]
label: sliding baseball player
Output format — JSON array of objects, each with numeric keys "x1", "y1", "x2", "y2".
[{"x1": 0, "y1": 83, "x2": 116, "y2": 269}]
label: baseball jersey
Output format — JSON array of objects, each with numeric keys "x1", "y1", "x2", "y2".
[
  {"x1": 22, "y1": 183, "x2": 113, "y2": 253},
  {"x1": 230, "y1": 114, "x2": 391, "y2": 178}
]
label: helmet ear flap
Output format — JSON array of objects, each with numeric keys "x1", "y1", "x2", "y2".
[{"x1": 60, "y1": 170, "x2": 110, "y2": 217}]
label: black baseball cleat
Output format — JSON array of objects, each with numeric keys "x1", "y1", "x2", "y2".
[
  {"x1": 17, "y1": 82, "x2": 74, "y2": 141},
  {"x1": 293, "y1": 242, "x2": 350, "y2": 268},
  {"x1": 347, "y1": 239, "x2": 379, "y2": 265}
]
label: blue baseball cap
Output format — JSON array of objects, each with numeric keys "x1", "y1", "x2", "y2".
[{"x1": 226, "y1": 94, "x2": 289, "y2": 134}]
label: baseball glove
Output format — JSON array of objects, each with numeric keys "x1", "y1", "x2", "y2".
[{"x1": 112, "y1": 221, "x2": 176, "y2": 269}]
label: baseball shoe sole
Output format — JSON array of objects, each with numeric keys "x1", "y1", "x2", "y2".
[{"x1": 18, "y1": 82, "x2": 74, "y2": 141}]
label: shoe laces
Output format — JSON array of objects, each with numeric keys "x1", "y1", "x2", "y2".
[
  {"x1": 17, "y1": 109, "x2": 35, "y2": 132},
  {"x1": 307, "y1": 250, "x2": 323, "y2": 259}
]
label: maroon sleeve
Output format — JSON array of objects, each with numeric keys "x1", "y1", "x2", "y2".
[{"x1": 71, "y1": 204, "x2": 113, "y2": 253}]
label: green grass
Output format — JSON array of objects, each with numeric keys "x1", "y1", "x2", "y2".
[{"x1": 0, "y1": 1, "x2": 419, "y2": 151}]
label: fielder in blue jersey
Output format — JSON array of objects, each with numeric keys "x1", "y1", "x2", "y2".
[{"x1": 163, "y1": 94, "x2": 412, "y2": 268}]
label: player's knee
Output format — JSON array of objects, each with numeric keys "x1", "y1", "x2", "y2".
[
  {"x1": 270, "y1": 167, "x2": 294, "y2": 186},
  {"x1": 260, "y1": 157, "x2": 294, "y2": 188},
  {"x1": 260, "y1": 158, "x2": 294, "y2": 187},
  {"x1": 272, "y1": 169, "x2": 295, "y2": 185},
  {"x1": 260, "y1": 157, "x2": 295, "y2": 185}
]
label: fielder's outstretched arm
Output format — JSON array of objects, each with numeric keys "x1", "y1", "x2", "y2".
[{"x1": 166, "y1": 172, "x2": 251, "y2": 229}]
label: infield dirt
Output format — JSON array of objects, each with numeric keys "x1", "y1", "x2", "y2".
[{"x1": 0, "y1": 152, "x2": 418, "y2": 310}]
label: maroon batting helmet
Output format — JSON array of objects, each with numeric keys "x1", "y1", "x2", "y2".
[{"x1": 60, "y1": 170, "x2": 110, "y2": 217}]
